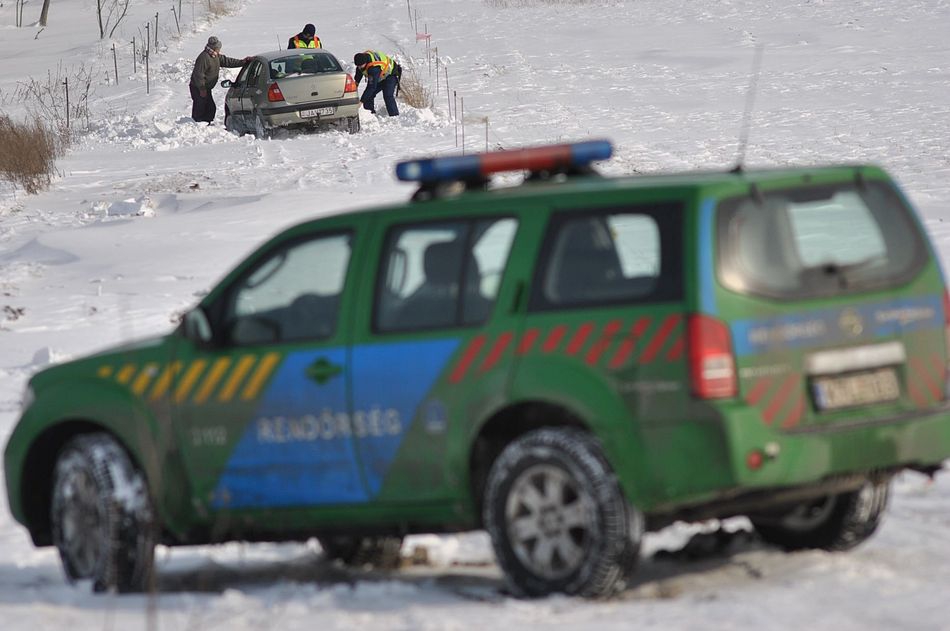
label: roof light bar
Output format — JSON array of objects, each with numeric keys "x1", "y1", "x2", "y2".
[{"x1": 395, "y1": 139, "x2": 613, "y2": 183}]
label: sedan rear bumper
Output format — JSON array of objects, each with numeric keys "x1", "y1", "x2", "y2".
[{"x1": 262, "y1": 97, "x2": 360, "y2": 127}]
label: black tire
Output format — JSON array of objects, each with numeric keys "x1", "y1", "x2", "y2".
[
  {"x1": 224, "y1": 106, "x2": 242, "y2": 135},
  {"x1": 319, "y1": 535, "x2": 403, "y2": 570},
  {"x1": 483, "y1": 427, "x2": 641, "y2": 598},
  {"x1": 51, "y1": 432, "x2": 155, "y2": 592},
  {"x1": 252, "y1": 111, "x2": 269, "y2": 139},
  {"x1": 345, "y1": 115, "x2": 360, "y2": 134},
  {"x1": 751, "y1": 480, "x2": 890, "y2": 552}
]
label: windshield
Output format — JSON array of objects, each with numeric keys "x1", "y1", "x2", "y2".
[
  {"x1": 269, "y1": 54, "x2": 342, "y2": 79},
  {"x1": 716, "y1": 180, "x2": 928, "y2": 298}
]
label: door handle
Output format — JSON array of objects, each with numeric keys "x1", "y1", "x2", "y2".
[{"x1": 306, "y1": 357, "x2": 342, "y2": 385}]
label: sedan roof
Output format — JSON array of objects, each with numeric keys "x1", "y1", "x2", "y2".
[{"x1": 254, "y1": 49, "x2": 342, "y2": 62}]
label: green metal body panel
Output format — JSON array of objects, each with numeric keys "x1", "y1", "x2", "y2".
[{"x1": 6, "y1": 163, "x2": 950, "y2": 546}]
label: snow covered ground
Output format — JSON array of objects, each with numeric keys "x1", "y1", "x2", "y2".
[{"x1": 2, "y1": 0, "x2": 950, "y2": 628}]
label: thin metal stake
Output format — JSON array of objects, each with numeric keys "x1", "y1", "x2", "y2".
[
  {"x1": 435, "y1": 49, "x2": 440, "y2": 95},
  {"x1": 155, "y1": 12, "x2": 159, "y2": 49},
  {"x1": 461, "y1": 97, "x2": 465, "y2": 155},
  {"x1": 445, "y1": 67, "x2": 451, "y2": 115},
  {"x1": 132, "y1": 38, "x2": 137, "y2": 73},
  {"x1": 172, "y1": 5, "x2": 181, "y2": 36},
  {"x1": 64, "y1": 77, "x2": 70, "y2": 129},
  {"x1": 485, "y1": 117, "x2": 489, "y2": 151},
  {"x1": 112, "y1": 44, "x2": 119, "y2": 84},
  {"x1": 407, "y1": 0, "x2": 412, "y2": 26},
  {"x1": 146, "y1": 45, "x2": 150, "y2": 94}
]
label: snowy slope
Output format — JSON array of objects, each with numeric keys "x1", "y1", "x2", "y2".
[{"x1": 2, "y1": 0, "x2": 950, "y2": 628}]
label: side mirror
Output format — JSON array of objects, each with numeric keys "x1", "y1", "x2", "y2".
[
  {"x1": 182, "y1": 308, "x2": 213, "y2": 345},
  {"x1": 220, "y1": 79, "x2": 233, "y2": 88}
]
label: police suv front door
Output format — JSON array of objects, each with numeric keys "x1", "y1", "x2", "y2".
[{"x1": 172, "y1": 228, "x2": 364, "y2": 515}]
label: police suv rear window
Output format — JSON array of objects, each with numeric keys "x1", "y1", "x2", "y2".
[
  {"x1": 716, "y1": 181, "x2": 928, "y2": 299},
  {"x1": 529, "y1": 203, "x2": 684, "y2": 311}
]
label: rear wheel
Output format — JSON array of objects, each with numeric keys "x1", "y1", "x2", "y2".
[
  {"x1": 483, "y1": 428, "x2": 641, "y2": 598},
  {"x1": 319, "y1": 535, "x2": 403, "y2": 570},
  {"x1": 252, "y1": 111, "x2": 269, "y2": 139},
  {"x1": 751, "y1": 480, "x2": 890, "y2": 551},
  {"x1": 345, "y1": 115, "x2": 360, "y2": 134},
  {"x1": 50, "y1": 433, "x2": 155, "y2": 592}
]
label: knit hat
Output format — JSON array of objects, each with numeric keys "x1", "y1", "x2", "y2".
[
  {"x1": 303, "y1": 23, "x2": 316, "y2": 36},
  {"x1": 354, "y1": 52, "x2": 371, "y2": 66},
  {"x1": 207, "y1": 36, "x2": 222, "y2": 50}
]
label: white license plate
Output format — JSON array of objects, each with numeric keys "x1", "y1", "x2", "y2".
[
  {"x1": 812, "y1": 367, "x2": 900, "y2": 411},
  {"x1": 300, "y1": 106, "x2": 335, "y2": 118}
]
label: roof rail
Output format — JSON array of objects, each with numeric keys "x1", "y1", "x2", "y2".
[{"x1": 395, "y1": 140, "x2": 613, "y2": 201}]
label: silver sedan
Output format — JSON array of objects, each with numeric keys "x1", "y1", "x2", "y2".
[{"x1": 221, "y1": 49, "x2": 361, "y2": 137}]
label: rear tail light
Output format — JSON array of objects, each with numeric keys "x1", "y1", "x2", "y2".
[
  {"x1": 688, "y1": 313, "x2": 737, "y2": 399},
  {"x1": 344, "y1": 74, "x2": 357, "y2": 93},
  {"x1": 267, "y1": 83, "x2": 285, "y2": 102}
]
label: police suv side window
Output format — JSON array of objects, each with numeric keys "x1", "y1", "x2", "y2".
[
  {"x1": 375, "y1": 217, "x2": 518, "y2": 332},
  {"x1": 530, "y1": 204, "x2": 683, "y2": 310},
  {"x1": 225, "y1": 232, "x2": 351, "y2": 345}
]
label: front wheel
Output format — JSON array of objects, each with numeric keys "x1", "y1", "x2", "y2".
[
  {"x1": 751, "y1": 480, "x2": 890, "y2": 551},
  {"x1": 50, "y1": 433, "x2": 155, "y2": 592},
  {"x1": 483, "y1": 428, "x2": 641, "y2": 598}
]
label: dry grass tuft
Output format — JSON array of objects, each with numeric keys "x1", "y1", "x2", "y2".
[
  {"x1": 397, "y1": 61, "x2": 434, "y2": 110},
  {"x1": 0, "y1": 114, "x2": 61, "y2": 195},
  {"x1": 208, "y1": 0, "x2": 238, "y2": 18},
  {"x1": 485, "y1": 0, "x2": 609, "y2": 6}
]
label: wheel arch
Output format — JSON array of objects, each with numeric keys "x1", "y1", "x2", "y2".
[
  {"x1": 19, "y1": 418, "x2": 140, "y2": 546},
  {"x1": 467, "y1": 399, "x2": 589, "y2": 526}
]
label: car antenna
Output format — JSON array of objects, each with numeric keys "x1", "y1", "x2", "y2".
[{"x1": 731, "y1": 43, "x2": 765, "y2": 174}]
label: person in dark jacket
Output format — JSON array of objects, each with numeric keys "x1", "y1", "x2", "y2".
[
  {"x1": 288, "y1": 24, "x2": 321, "y2": 49},
  {"x1": 353, "y1": 51, "x2": 401, "y2": 116},
  {"x1": 189, "y1": 36, "x2": 249, "y2": 124}
]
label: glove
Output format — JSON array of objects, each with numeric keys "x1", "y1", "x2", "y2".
[
  {"x1": 199, "y1": 88, "x2": 207, "y2": 97},
  {"x1": 243, "y1": 56, "x2": 252, "y2": 63}
]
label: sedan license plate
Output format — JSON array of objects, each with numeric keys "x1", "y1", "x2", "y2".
[
  {"x1": 300, "y1": 106, "x2": 335, "y2": 118},
  {"x1": 812, "y1": 367, "x2": 900, "y2": 411}
]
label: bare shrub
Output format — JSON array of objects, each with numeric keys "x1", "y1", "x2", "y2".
[
  {"x1": 208, "y1": 0, "x2": 238, "y2": 18},
  {"x1": 14, "y1": 62, "x2": 96, "y2": 136},
  {"x1": 0, "y1": 114, "x2": 61, "y2": 195},
  {"x1": 484, "y1": 0, "x2": 612, "y2": 6},
  {"x1": 384, "y1": 42, "x2": 434, "y2": 110},
  {"x1": 397, "y1": 61, "x2": 434, "y2": 110},
  {"x1": 96, "y1": 0, "x2": 131, "y2": 39}
]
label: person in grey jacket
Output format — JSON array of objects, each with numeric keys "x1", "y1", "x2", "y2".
[{"x1": 189, "y1": 36, "x2": 250, "y2": 124}]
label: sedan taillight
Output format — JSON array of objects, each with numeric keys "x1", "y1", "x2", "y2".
[
  {"x1": 268, "y1": 83, "x2": 285, "y2": 102},
  {"x1": 344, "y1": 74, "x2": 357, "y2": 93}
]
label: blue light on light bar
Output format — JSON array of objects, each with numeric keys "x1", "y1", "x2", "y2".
[{"x1": 395, "y1": 140, "x2": 613, "y2": 183}]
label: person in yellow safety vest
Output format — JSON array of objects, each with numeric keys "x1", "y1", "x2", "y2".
[
  {"x1": 353, "y1": 51, "x2": 402, "y2": 116},
  {"x1": 288, "y1": 23, "x2": 322, "y2": 49}
]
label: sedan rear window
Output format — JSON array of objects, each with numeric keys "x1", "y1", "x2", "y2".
[
  {"x1": 269, "y1": 54, "x2": 341, "y2": 79},
  {"x1": 717, "y1": 181, "x2": 928, "y2": 299}
]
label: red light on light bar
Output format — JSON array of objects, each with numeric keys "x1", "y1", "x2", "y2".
[
  {"x1": 394, "y1": 140, "x2": 612, "y2": 183},
  {"x1": 479, "y1": 145, "x2": 574, "y2": 175}
]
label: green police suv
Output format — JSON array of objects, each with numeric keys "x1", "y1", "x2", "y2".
[{"x1": 5, "y1": 141, "x2": 950, "y2": 597}]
